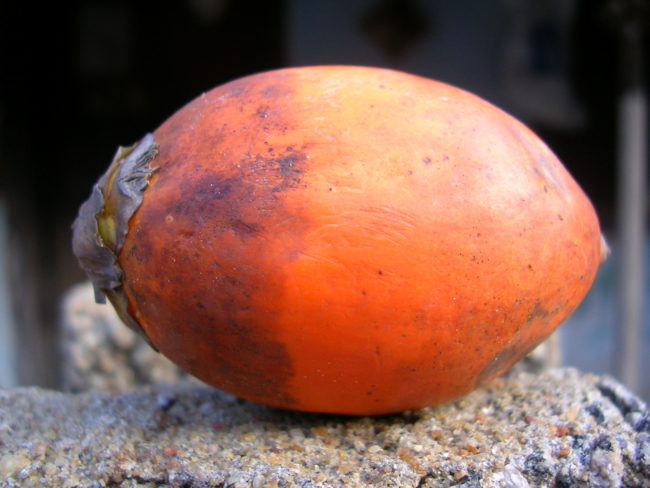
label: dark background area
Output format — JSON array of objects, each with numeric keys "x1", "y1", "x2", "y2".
[{"x1": 0, "y1": 0, "x2": 646, "y2": 388}]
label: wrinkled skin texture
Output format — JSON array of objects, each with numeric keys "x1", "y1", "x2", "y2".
[{"x1": 118, "y1": 66, "x2": 603, "y2": 415}]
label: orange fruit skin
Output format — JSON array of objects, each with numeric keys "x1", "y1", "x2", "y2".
[{"x1": 119, "y1": 66, "x2": 603, "y2": 415}]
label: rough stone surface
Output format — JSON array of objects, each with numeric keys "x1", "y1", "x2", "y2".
[
  {"x1": 1, "y1": 368, "x2": 648, "y2": 487},
  {"x1": 61, "y1": 282, "x2": 192, "y2": 391}
]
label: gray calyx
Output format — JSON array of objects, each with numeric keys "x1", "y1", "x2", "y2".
[{"x1": 71, "y1": 133, "x2": 159, "y2": 341}]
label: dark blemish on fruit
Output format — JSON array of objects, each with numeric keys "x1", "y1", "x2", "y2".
[
  {"x1": 177, "y1": 170, "x2": 235, "y2": 200},
  {"x1": 377, "y1": 269, "x2": 384, "y2": 275},
  {"x1": 118, "y1": 103, "x2": 313, "y2": 409},
  {"x1": 286, "y1": 146, "x2": 294, "y2": 152},
  {"x1": 413, "y1": 310, "x2": 427, "y2": 324},
  {"x1": 525, "y1": 300, "x2": 549, "y2": 326},
  {"x1": 244, "y1": 150, "x2": 308, "y2": 194},
  {"x1": 475, "y1": 341, "x2": 525, "y2": 387},
  {"x1": 223, "y1": 85, "x2": 246, "y2": 100},
  {"x1": 533, "y1": 155, "x2": 564, "y2": 193},
  {"x1": 443, "y1": 155, "x2": 450, "y2": 162},
  {"x1": 543, "y1": 185, "x2": 548, "y2": 193},
  {"x1": 558, "y1": 214, "x2": 564, "y2": 221},
  {"x1": 423, "y1": 156, "x2": 432, "y2": 165},
  {"x1": 206, "y1": 317, "x2": 296, "y2": 406},
  {"x1": 261, "y1": 82, "x2": 290, "y2": 99},
  {"x1": 256, "y1": 105, "x2": 270, "y2": 118},
  {"x1": 408, "y1": 170, "x2": 413, "y2": 176},
  {"x1": 230, "y1": 219, "x2": 263, "y2": 239},
  {"x1": 510, "y1": 125, "x2": 564, "y2": 194},
  {"x1": 272, "y1": 154, "x2": 305, "y2": 192},
  {"x1": 277, "y1": 154, "x2": 300, "y2": 174},
  {"x1": 126, "y1": 240, "x2": 151, "y2": 264},
  {"x1": 361, "y1": 290, "x2": 367, "y2": 295},
  {"x1": 177, "y1": 228, "x2": 195, "y2": 238}
]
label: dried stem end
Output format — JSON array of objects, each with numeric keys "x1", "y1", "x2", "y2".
[{"x1": 72, "y1": 134, "x2": 159, "y2": 341}]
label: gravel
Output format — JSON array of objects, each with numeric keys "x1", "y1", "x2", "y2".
[{"x1": 1, "y1": 368, "x2": 648, "y2": 487}]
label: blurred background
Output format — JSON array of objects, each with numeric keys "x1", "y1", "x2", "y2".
[{"x1": 0, "y1": 0, "x2": 648, "y2": 399}]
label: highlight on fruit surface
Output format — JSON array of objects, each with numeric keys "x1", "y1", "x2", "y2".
[{"x1": 72, "y1": 65, "x2": 606, "y2": 415}]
